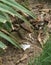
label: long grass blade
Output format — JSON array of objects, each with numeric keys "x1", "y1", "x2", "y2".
[
  {"x1": 0, "y1": 41, "x2": 7, "y2": 50},
  {"x1": 1, "y1": 0, "x2": 37, "y2": 19},
  {"x1": 0, "y1": 31, "x2": 20, "y2": 48}
]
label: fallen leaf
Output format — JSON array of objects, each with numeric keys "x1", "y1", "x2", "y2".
[
  {"x1": 16, "y1": 54, "x2": 28, "y2": 64},
  {"x1": 20, "y1": 22, "x2": 33, "y2": 33}
]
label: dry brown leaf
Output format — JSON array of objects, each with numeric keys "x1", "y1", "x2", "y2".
[
  {"x1": 38, "y1": 32, "x2": 49, "y2": 48},
  {"x1": 0, "y1": 57, "x2": 2, "y2": 65},
  {"x1": 35, "y1": 4, "x2": 43, "y2": 9},
  {"x1": 38, "y1": 32, "x2": 43, "y2": 47},
  {"x1": 41, "y1": 9, "x2": 51, "y2": 13},
  {"x1": 16, "y1": 54, "x2": 28, "y2": 64},
  {"x1": 20, "y1": 22, "x2": 33, "y2": 33}
]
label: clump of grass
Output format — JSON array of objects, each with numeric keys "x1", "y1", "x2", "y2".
[
  {"x1": 0, "y1": 0, "x2": 36, "y2": 52},
  {"x1": 28, "y1": 34, "x2": 51, "y2": 65}
]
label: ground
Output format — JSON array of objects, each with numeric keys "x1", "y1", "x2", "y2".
[{"x1": 0, "y1": 0, "x2": 51, "y2": 65}]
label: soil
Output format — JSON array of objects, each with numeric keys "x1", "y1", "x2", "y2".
[{"x1": 0, "y1": 0, "x2": 51, "y2": 65}]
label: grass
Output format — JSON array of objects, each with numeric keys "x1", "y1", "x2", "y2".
[
  {"x1": 28, "y1": 34, "x2": 51, "y2": 65},
  {"x1": 0, "y1": 0, "x2": 37, "y2": 51}
]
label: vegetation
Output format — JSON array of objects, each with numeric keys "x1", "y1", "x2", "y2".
[
  {"x1": 0, "y1": 0, "x2": 51, "y2": 65},
  {"x1": 0, "y1": 0, "x2": 36, "y2": 50},
  {"x1": 28, "y1": 34, "x2": 51, "y2": 65}
]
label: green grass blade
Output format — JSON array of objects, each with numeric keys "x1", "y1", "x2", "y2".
[
  {"x1": 0, "y1": 14, "x2": 7, "y2": 23},
  {"x1": 0, "y1": 3, "x2": 16, "y2": 16},
  {"x1": 1, "y1": 0, "x2": 37, "y2": 19},
  {"x1": 0, "y1": 3, "x2": 31, "y2": 26},
  {"x1": 0, "y1": 31, "x2": 20, "y2": 48},
  {"x1": 3, "y1": 21, "x2": 12, "y2": 32},
  {"x1": 0, "y1": 41, "x2": 7, "y2": 50}
]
